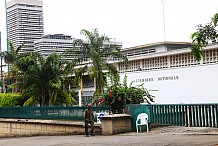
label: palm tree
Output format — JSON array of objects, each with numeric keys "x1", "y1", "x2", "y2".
[
  {"x1": 3, "y1": 41, "x2": 22, "y2": 67},
  {"x1": 22, "y1": 53, "x2": 64, "y2": 106},
  {"x1": 64, "y1": 29, "x2": 128, "y2": 96},
  {"x1": 62, "y1": 60, "x2": 76, "y2": 93},
  {"x1": 73, "y1": 66, "x2": 87, "y2": 106},
  {"x1": 0, "y1": 52, "x2": 5, "y2": 93},
  {"x1": 2, "y1": 41, "x2": 23, "y2": 93},
  {"x1": 63, "y1": 59, "x2": 87, "y2": 106}
]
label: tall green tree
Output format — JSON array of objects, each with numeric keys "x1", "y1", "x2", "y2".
[
  {"x1": 64, "y1": 29, "x2": 128, "y2": 95},
  {"x1": 62, "y1": 59, "x2": 88, "y2": 106},
  {"x1": 0, "y1": 52, "x2": 5, "y2": 92},
  {"x1": 190, "y1": 13, "x2": 218, "y2": 61},
  {"x1": 61, "y1": 60, "x2": 80, "y2": 105},
  {"x1": 21, "y1": 53, "x2": 64, "y2": 106},
  {"x1": 3, "y1": 41, "x2": 22, "y2": 66},
  {"x1": 14, "y1": 52, "x2": 41, "y2": 92},
  {"x1": 2, "y1": 41, "x2": 23, "y2": 92}
]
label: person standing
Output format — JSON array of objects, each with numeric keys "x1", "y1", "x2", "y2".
[{"x1": 84, "y1": 103, "x2": 95, "y2": 137}]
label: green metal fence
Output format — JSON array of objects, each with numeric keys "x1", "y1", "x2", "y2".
[
  {"x1": 126, "y1": 104, "x2": 150, "y2": 131},
  {"x1": 1, "y1": 104, "x2": 217, "y2": 129},
  {"x1": 0, "y1": 106, "x2": 110, "y2": 121},
  {"x1": 127, "y1": 104, "x2": 218, "y2": 130},
  {"x1": 149, "y1": 104, "x2": 187, "y2": 126},
  {"x1": 149, "y1": 104, "x2": 218, "y2": 127}
]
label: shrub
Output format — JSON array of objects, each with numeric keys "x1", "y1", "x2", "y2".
[
  {"x1": 0, "y1": 93, "x2": 23, "y2": 107},
  {"x1": 95, "y1": 75, "x2": 154, "y2": 114}
]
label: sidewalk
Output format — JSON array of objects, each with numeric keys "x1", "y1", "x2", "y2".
[
  {"x1": 121, "y1": 126, "x2": 218, "y2": 135},
  {"x1": 0, "y1": 126, "x2": 218, "y2": 146}
]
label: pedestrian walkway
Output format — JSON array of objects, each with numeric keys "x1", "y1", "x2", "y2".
[
  {"x1": 121, "y1": 126, "x2": 218, "y2": 136},
  {"x1": 0, "y1": 126, "x2": 218, "y2": 146}
]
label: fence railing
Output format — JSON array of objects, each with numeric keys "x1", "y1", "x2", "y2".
[
  {"x1": 149, "y1": 104, "x2": 218, "y2": 127},
  {"x1": 126, "y1": 103, "x2": 218, "y2": 131},
  {"x1": 0, "y1": 106, "x2": 110, "y2": 121},
  {"x1": 126, "y1": 104, "x2": 150, "y2": 131},
  {"x1": 0, "y1": 104, "x2": 217, "y2": 128}
]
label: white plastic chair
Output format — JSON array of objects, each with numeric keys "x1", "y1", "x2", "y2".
[{"x1": 136, "y1": 113, "x2": 149, "y2": 133}]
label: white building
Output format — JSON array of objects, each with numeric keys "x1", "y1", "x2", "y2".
[
  {"x1": 6, "y1": 0, "x2": 44, "y2": 53},
  {"x1": 117, "y1": 42, "x2": 218, "y2": 104},
  {"x1": 34, "y1": 34, "x2": 73, "y2": 57}
]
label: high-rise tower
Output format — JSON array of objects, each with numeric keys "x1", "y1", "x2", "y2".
[
  {"x1": 34, "y1": 34, "x2": 74, "y2": 57},
  {"x1": 6, "y1": 0, "x2": 44, "y2": 53}
]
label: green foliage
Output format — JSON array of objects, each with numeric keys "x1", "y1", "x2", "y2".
[
  {"x1": 73, "y1": 66, "x2": 88, "y2": 89},
  {"x1": 212, "y1": 13, "x2": 218, "y2": 26},
  {"x1": 15, "y1": 52, "x2": 40, "y2": 72},
  {"x1": 190, "y1": 44, "x2": 204, "y2": 61},
  {"x1": 50, "y1": 88, "x2": 77, "y2": 106},
  {"x1": 23, "y1": 96, "x2": 36, "y2": 106},
  {"x1": 70, "y1": 90, "x2": 79, "y2": 103},
  {"x1": 190, "y1": 12, "x2": 218, "y2": 61},
  {"x1": 94, "y1": 75, "x2": 154, "y2": 114},
  {"x1": 3, "y1": 29, "x2": 128, "y2": 107},
  {"x1": 63, "y1": 29, "x2": 128, "y2": 95},
  {"x1": 3, "y1": 41, "x2": 23, "y2": 65},
  {"x1": 3, "y1": 41, "x2": 79, "y2": 107},
  {"x1": 66, "y1": 93, "x2": 77, "y2": 106},
  {"x1": 21, "y1": 53, "x2": 64, "y2": 106},
  {"x1": 2, "y1": 41, "x2": 24, "y2": 93},
  {"x1": 0, "y1": 93, "x2": 23, "y2": 107}
]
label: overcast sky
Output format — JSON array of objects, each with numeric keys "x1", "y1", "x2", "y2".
[{"x1": 1, "y1": 0, "x2": 218, "y2": 50}]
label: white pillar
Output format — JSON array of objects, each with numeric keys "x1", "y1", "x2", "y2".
[
  {"x1": 94, "y1": 77, "x2": 96, "y2": 92},
  {"x1": 79, "y1": 90, "x2": 82, "y2": 107}
]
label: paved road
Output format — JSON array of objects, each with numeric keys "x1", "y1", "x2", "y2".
[{"x1": 1, "y1": 126, "x2": 218, "y2": 146}]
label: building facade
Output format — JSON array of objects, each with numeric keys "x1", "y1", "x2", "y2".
[
  {"x1": 34, "y1": 34, "x2": 73, "y2": 57},
  {"x1": 117, "y1": 42, "x2": 218, "y2": 104},
  {"x1": 7, "y1": 0, "x2": 44, "y2": 53},
  {"x1": 76, "y1": 41, "x2": 218, "y2": 104}
]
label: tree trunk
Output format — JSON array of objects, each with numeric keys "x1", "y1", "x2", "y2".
[
  {"x1": 68, "y1": 83, "x2": 71, "y2": 94},
  {"x1": 81, "y1": 77, "x2": 83, "y2": 96},
  {"x1": 15, "y1": 74, "x2": 17, "y2": 93},
  {"x1": 79, "y1": 77, "x2": 83, "y2": 106},
  {"x1": 94, "y1": 77, "x2": 96, "y2": 92}
]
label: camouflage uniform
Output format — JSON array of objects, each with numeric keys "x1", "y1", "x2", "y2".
[{"x1": 84, "y1": 105, "x2": 94, "y2": 136}]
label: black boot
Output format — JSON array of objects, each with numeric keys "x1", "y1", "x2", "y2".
[{"x1": 90, "y1": 130, "x2": 95, "y2": 136}]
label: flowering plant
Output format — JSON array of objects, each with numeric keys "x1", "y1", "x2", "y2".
[
  {"x1": 95, "y1": 75, "x2": 154, "y2": 114},
  {"x1": 100, "y1": 87, "x2": 126, "y2": 114}
]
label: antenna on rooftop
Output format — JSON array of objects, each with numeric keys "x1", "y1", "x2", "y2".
[{"x1": 160, "y1": 0, "x2": 167, "y2": 41}]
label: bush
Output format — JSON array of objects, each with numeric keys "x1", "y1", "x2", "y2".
[
  {"x1": 95, "y1": 75, "x2": 155, "y2": 114},
  {"x1": 0, "y1": 93, "x2": 23, "y2": 107},
  {"x1": 49, "y1": 89, "x2": 78, "y2": 106}
]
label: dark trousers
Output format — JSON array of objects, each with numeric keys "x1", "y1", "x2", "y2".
[{"x1": 85, "y1": 120, "x2": 94, "y2": 135}]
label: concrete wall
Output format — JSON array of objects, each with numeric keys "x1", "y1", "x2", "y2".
[
  {"x1": 101, "y1": 114, "x2": 132, "y2": 135},
  {"x1": 0, "y1": 119, "x2": 101, "y2": 137},
  {"x1": 120, "y1": 63, "x2": 218, "y2": 104}
]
